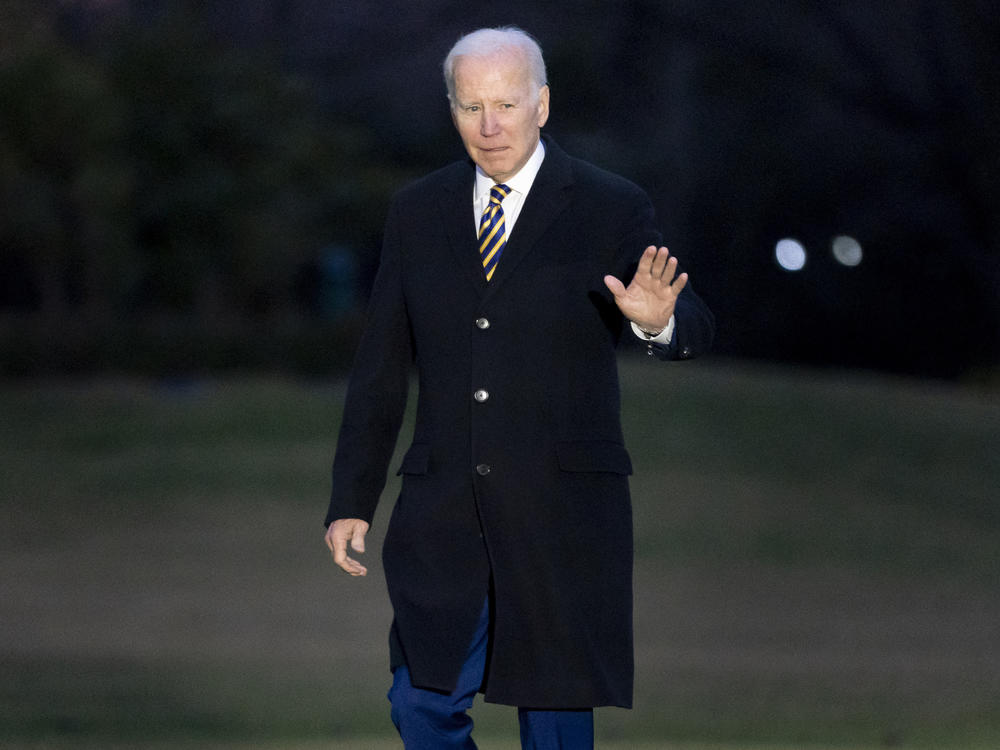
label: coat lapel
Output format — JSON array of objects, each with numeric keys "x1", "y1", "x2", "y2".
[{"x1": 435, "y1": 161, "x2": 488, "y2": 296}]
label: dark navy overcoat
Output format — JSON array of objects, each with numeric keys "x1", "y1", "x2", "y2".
[{"x1": 325, "y1": 137, "x2": 714, "y2": 708}]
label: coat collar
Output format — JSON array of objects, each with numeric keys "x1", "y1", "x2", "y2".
[{"x1": 437, "y1": 134, "x2": 574, "y2": 297}]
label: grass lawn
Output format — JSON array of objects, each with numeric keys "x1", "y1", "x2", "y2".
[{"x1": 1, "y1": 357, "x2": 998, "y2": 749}]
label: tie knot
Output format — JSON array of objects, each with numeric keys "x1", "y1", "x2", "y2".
[{"x1": 490, "y1": 184, "x2": 510, "y2": 204}]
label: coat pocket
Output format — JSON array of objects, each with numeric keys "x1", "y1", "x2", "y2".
[
  {"x1": 555, "y1": 440, "x2": 633, "y2": 475},
  {"x1": 396, "y1": 442, "x2": 431, "y2": 476}
]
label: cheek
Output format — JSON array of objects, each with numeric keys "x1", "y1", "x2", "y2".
[{"x1": 456, "y1": 121, "x2": 478, "y2": 142}]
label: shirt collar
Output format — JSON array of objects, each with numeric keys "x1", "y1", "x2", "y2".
[{"x1": 474, "y1": 138, "x2": 546, "y2": 201}]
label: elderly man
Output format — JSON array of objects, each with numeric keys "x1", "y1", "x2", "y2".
[{"x1": 324, "y1": 26, "x2": 714, "y2": 750}]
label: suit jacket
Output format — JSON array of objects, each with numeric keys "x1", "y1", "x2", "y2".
[{"x1": 325, "y1": 136, "x2": 714, "y2": 708}]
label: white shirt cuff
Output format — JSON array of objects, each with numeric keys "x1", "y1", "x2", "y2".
[{"x1": 631, "y1": 315, "x2": 675, "y2": 344}]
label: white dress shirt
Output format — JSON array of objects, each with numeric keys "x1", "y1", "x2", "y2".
[{"x1": 472, "y1": 139, "x2": 546, "y2": 237}]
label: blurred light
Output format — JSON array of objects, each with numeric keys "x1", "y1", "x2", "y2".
[
  {"x1": 831, "y1": 235, "x2": 863, "y2": 266},
  {"x1": 775, "y1": 238, "x2": 807, "y2": 271}
]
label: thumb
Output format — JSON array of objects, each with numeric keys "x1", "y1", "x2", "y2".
[
  {"x1": 603, "y1": 274, "x2": 626, "y2": 298},
  {"x1": 351, "y1": 525, "x2": 367, "y2": 554}
]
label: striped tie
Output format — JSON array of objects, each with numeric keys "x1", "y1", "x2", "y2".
[{"x1": 478, "y1": 184, "x2": 511, "y2": 281}]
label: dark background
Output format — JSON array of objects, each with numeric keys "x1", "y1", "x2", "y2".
[{"x1": 2, "y1": 0, "x2": 997, "y2": 380}]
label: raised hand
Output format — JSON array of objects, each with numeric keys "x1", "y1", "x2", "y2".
[{"x1": 603, "y1": 246, "x2": 688, "y2": 334}]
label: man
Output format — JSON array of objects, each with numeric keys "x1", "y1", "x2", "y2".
[{"x1": 324, "y1": 26, "x2": 714, "y2": 749}]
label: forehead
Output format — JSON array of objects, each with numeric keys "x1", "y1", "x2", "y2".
[{"x1": 453, "y1": 51, "x2": 531, "y2": 98}]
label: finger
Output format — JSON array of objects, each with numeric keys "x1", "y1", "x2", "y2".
[
  {"x1": 341, "y1": 556, "x2": 368, "y2": 576},
  {"x1": 649, "y1": 247, "x2": 671, "y2": 278},
  {"x1": 603, "y1": 274, "x2": 626, "y2": 298},
  {"x1": 324, "y1": 525, "x2": 337, "y2": 554},
  {"x1": 327, "y1": 523, "x2": 351, "y2": 564},
  {"x1": 671, "y1": 271, "x2": 689, "y2": 294},
  {"x1": 655, "y1": 254, "x2": 679, "y2": 284},
  {"x1": 332, "y1": 531, "x2": 348, "y2": 565},
  {"x1": 636, "y1": 246, "x2": 658, "y2": 276}
]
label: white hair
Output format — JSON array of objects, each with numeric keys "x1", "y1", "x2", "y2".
[{"x1": 443, "y1": 26, "x2": 548, "y2": 107}]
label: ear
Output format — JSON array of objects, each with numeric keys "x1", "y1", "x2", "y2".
[{"x1": 536, "y1": 85, "x2": 550, "y2": 128}]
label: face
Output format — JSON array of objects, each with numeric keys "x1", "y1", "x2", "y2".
[{"x1": 451, "y1": 51, "x2": 550, "y2": 183}]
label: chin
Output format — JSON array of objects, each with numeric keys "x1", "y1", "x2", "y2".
[
  {"x1": 476, "y1": 153, "x2": 508, "y2": 171},
  {"x1": 487, "y1": 165, "x2": 514, "y2": 180}
]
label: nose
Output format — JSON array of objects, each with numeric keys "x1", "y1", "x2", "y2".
[{"x1": 480, "y1": 110, "x2": 499, "y2": 137}]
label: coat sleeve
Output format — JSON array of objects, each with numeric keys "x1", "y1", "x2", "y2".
[
  {"x1": 324, "y1": 200, "x2": 413, "y2": 527},
  {"x1": 608, "y1": 185, "x2": 716, "y2": 362},
  {"x1": 657, "y1": 280, "x2": 715, "y2": 361}
]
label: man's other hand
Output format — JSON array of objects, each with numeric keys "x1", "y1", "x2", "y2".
[{"x1": 325, "y1": 518, "x2": 370, "y2": 576}]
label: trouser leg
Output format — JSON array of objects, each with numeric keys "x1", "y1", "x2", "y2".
[
  {"x1": 517, "y1": 707, "x2": 595, "y2": 750},
  {"x1": 387, "y1": 600, "x2": 490, "y2": 749}
]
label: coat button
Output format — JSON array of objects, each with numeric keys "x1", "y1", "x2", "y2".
[
  {"x1": 476, "y1": 463, "x2": 491, "y2": 476},
  {"x1": 473, "y1": 389, "x2": 489, "y2": 402},
  {"x1": 475, "y1": 317, "x2": 490, "y2": 330}
]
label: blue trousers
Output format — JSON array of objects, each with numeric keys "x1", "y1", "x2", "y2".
[{"x1": 387, "y1": 600, "x2": 594, "y2": 749}]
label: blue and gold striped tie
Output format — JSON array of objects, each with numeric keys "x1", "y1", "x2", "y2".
[{"x1": 478, "y1": 184, "x2": 511, "y2": 281}]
